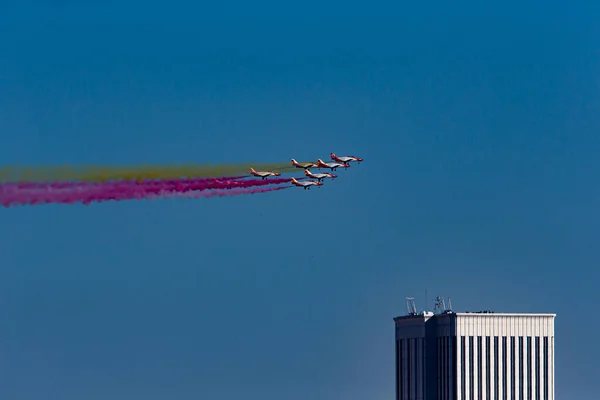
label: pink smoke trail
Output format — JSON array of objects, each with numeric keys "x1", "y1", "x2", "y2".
[
  {"x1": 153, "y1": 186, "x2": 290, "y2": 200},
  {"x1": 0, "y1": 177, "x2": 291, "y2": 196},
  {"x1": 93, "y1": 177, "x2": 292, "y2": 194},
  {"x1": 0, "y1": 177, "x2": 292, "y2": 207},
  {"x1": 0, "y1": 175, "x2": 250, "y2": 191}
]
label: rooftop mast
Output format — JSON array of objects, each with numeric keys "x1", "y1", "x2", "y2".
[
  {"x1": 406, "y1": 297, "x2": 417, "y2": 316},
  {"x1": 434, "y1": 296, "x2": 445, "y2": 314}
]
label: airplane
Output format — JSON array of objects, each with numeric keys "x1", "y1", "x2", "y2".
[
  {"x1": 249, "y1": 167, "x2": 281, "y2": 179},
  {"x1": 330, "y1": 152, "x2": 363, "y2": 164},
  {"x1": 291, "y1": 159, "x2": 318, "y2": 169},
  {"x1": 291, "y1": 177, "x2": 322, "y2": 190},
  {"x1": 304, "y1": 169, "x2": 337, "y2": 182},
  {"x1": 315, "y1": 159, "x2": 350, "y2": 171}
]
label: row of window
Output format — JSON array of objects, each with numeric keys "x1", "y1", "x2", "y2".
[
  {"x1": 395, "y1": 335, "x2": 551, "y2": 400},
  {"x1": 396, "y1": 337, "x2": 422, "y2": 400},
  {"x1": 460, "y1": 335, "x2": 550, "y2": 400}
]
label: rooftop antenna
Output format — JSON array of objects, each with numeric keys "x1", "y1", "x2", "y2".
[
  {"x1": 447, "y1": 297, "x2": 453, "y2": 313},
  {"x1": 434, "y1": 296, "x2": 446, "y2": 314},
  {"x1": 406, "y1": 297, "x2": 417, "y2": 316},
  {"x1": 425, "y1": 289, "x2": 428, "y2": 312}
]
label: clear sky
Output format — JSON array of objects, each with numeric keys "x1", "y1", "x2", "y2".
[{"x1": 1, "y1": 2, "x2": 599, "y2": 399}]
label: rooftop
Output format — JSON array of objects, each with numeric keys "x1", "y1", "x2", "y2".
[
  {"x1": 454, "y1": 312, "x2": 556, "y2": 317},
  {"x1": 393, "y1": 311, "x2": 557, "y2": 322},
  {"x1": 397, "y1": 297, "x2": 556, "y2": 321}
]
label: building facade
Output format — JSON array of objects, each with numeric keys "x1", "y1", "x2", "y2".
[{"x1": 394, "y1": 310, "x2": 555, "y2": 400}]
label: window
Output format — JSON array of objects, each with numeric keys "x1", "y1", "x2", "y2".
[
  {"x1": 527, "y1": 337, "x2": 532, "y2": 400},
  {"x1": 410, "y1": 338, "x2": 415, "y2": 400},
  {"x1": 470, "y1": 336, "x2": 474, "y2": 400},
  {"x1": 445, "y1": 336, "x2": 450, "y2": 400},
  {"x1": 407, "y1": 338, "x2": 411, "y2": 400},
  {"x1": 478, "y1": 337, "x2": 483, "y2": 400},
  {"x1": 453, "y1": 336, "x2": 458, "y2": 400},
  {"x1": 413, "y1": 338, "x2": 417, "y2": 400},
  {"x1": 437, "y1": 337, "x2": 441, "y2": 400},
  {"x1": 543, "y1": 337, "x2": 548, "y2": 400},
  {"x1": 494, "y1": 336, "x2": 499, "y2": 400},
  {"x1": 462, "y1": 336, "x2": 466, "y2": 400},
  {"x1": 399, "y1": 339, "x2": 403, "y2": 400},
  {"x1": 422, "y1": 338, "x2": 426, "y2": 399},
  {"x1": 503, "y1": 337, "x2": 507, "y2": 400},
  {"x1": 511, "y1": 337, "x2": 516, "y2": 400},
  {"x1": 535, "y1": 337, "x2": 540, "y2": 400},
  {"x1": 519, "y1": 337, "x2": 524, "y2": 400},
  {"x1": 440, "y1": 337, "x2": 443, "y2": 400},
  {"x1": 486, "y1": 336, "x2": 491, "y2": 400},
  {"x1": 396, "y1": 340, "x2": 400, "y2": 400}
]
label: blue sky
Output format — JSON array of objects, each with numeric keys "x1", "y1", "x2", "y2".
[{"x1": 1, "y1": 2, "x2": 599, "y2": 399}]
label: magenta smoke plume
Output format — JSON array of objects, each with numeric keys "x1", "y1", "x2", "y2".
[
  {"x1": 154, "y1": 186, "x2": 290, "y2": 200},
  {"x1": 0, "y1": 177, "x2": 291, "y2": 207}
]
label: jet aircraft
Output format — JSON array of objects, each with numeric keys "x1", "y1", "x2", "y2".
[
  {"x1": 249, "y1": 167, "x2": 281, "y2": 179},
  {"x1": 304, "y1": 169, "x2": 336, "y2": 182},
  {"x1": 291, "y1": 177, "x2": 322, "y2": 190},
  {"x1": 291, "y1": 159, "x2": 318, "y2": 169},
  {"x1": 330, "y1": 153, "x2": 363, "y2": 164},
  {"x1": 316, "y1": 159, "x2": 349, "y2": 171}
]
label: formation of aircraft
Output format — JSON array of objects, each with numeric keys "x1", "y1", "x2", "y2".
[
  {"x1": 249, "y1": 152, "x2": 363, "y2": 190},
  {"x1": 289, "y1": 152, "x2": 364, "y2": 190}
]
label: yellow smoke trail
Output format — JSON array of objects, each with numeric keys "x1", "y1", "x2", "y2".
[{"x1": 0, "y1": 162, "x2": 300, "y2": 182}]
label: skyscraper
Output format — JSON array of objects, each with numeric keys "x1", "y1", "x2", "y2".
[{"x1": 394, "y1": 299, "x2": 555, "y2": 400}]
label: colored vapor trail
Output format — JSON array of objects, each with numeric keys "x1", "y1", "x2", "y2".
[
  {"x1": 154, "y1": 186, "x2": 290, "y2": 200},
  {"x1": 0, "y1": 163, "x2": 297, "y2": 183},
  {"x1": 0, "y1": 152, "x2": 357, "y2": 207},
  {"x1": 0, "y1": 176, "x2": 249, "y2": 191},
  {"x1": 0, "y1": 177, "x2": 291, "y2": 207}
]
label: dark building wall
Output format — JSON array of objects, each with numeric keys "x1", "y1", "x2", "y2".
[
  {"x1": 424, "y1": 316, "x2": 438, "y2": 400},
  {"x1": 395, "y1": 314, "x2": 458, "y2": 400}
]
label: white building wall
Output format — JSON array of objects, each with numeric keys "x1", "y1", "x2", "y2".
[
  {"x1": 456, "y1": 336, "x2": 462, "y2": 400},
  {"x1": 454, "y1": 313, "x2": 555, "y2": 400}
]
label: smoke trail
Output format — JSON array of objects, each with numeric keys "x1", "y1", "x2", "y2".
[
  {"x1": 0, "y1": 163, "x2": 301, "y2": 183},
  {"x1": 97, "y1": 177, "x2": 292, "y2": 194},
  {"x1": 0, "y1": 177, "x2": 294, "y2": 196},
  {"x1": 0, "y1": 175, "x2": 249, "y2": 191},
  {"x1": 153, "y1": 186, "x2": 290, "y2": 200},
  {"x1": 0, "y1": 177, "x2": 292, "y2": 207},
  {"x1": 0, "y1": 185, "x2": 289, "y2": 207}
]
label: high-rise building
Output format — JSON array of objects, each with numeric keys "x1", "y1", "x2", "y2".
[{"x1": 394, "y1": 298, "x2": 555, "y2": 400}]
